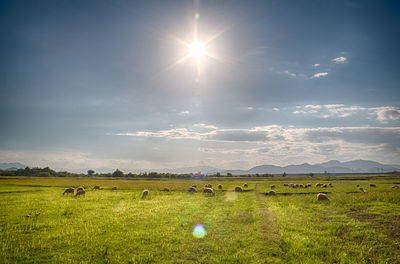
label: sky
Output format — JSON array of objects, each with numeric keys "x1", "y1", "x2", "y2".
[{"x1": 0, "y1": 0, "x2": 400, "y2": 171}]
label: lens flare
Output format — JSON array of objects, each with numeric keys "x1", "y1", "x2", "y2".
[
  {"x1": 195, "y1": 13, "x2": 200, "y2": 20},
  {"x1": 192, "y1": 224, "x2": 206, "y2": 238}
]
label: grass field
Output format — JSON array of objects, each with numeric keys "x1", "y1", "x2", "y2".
[{"x1": 0, "y1": 176, "x2": 399, "y2": 263}]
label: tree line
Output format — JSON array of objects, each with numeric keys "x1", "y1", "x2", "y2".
[{"x1": 0, "y1": 167, "x2": 277, "y2": 178}]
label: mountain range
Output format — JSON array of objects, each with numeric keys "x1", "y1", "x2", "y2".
[{"x1": 0, "y1": 160, "x2": 399, "y2": 175}]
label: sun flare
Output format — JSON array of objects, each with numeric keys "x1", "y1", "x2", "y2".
[{"x1": 189, "y1": 41, "x2": 206, "y2": 58}]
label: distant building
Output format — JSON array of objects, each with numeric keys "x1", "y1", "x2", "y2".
[{"x1": 190, "y1": 171, "x2": 205, "y2": 180}]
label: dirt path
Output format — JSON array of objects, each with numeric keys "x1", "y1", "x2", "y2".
[{"x1": 254, "y1": 184, "x2": 283, "y2": 262}]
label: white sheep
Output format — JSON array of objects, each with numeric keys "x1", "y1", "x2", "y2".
[
  {"x1": 359, "y1": 187, "x2": 367, "y2": 193},
  {"x1": 75, "y1": 189, "x2": 86, "y2": 197},
  {"x1": 235, "y1": 186, "x2": 243, "y2": 192},
  {"x1": 142, "y1": 189, "x2": 149, "y2": 199},
  {"x1": 63, "y1": 187, "x2": 74, "y2": 196},
  {"x1": 268, "y1": 190, "x2": 276, "y2": 196},
  {"x1": 111, "y1": 186, "x2": 117, "y2": 191},
  {"x1": 243, "y1": 183, "x2": 248, "y2": 188},
  {"x1": 203, "y1": 187, "x2": 215, "y2": 196},
  {"x1": 370, "y1": 183, "x2": 377, "y2": 187},
  {"x1": 163, "y1": 188, "x2": 170, "y2": 192},
  {"x1": 218, "y1": 184, "x2": 222, "y2": 189},
  {"x1": 317, "y1": 193, "x2": 329, "y2": 201},
  {"x1": 392, "y1": 185, "x2": 399, "y2": 189},
  {"x1": 93, "y1": 185, "x2": 100, "y2": 190},
  {"x1": 188, "y1": 186, "x2": 197, "y2": 192},
  {"x1": 270, "y1": 185, "x2": 276, "y2": 189}
]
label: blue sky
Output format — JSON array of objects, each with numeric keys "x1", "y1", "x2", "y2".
[{"x1": 1, "y1": 0, "x2": 399, "y2": 171}]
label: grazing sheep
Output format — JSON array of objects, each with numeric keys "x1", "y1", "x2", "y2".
[
  {"x1": 203, "y1": 187, "x2": 215, "y2": 196},
  {"x1": 370, "y1": 183, "x2": 377, "y2": 187},
  {"x1": 112, "y1": 186, "x2": 117, "y2": 191},
  {"x1": 268, "y1": 190, "x2": 276, "y2": 196},
  {"x1": 235, "y1": 186, "x2": 243, "y2": 192},
  {"x1": 292, "y1": 184, "x2": 298, "y2": 189},
  {"x1": 317, "y1": 193, "x2": 330, "y2": 201},
  {"x1": 270, "y1": 185, "x2": 276, "y2": 189},
  {"x1": 356, "y1": 184, "x2": 360, "y2": 187},
  {"x1": 218, "y1": 184, "x2": 222, "y2": 189},
  {"x1": 328, "y1": 183, "x2": 333, "y2": 188},
  {"x1": 192, "y1": 185, "x2": 197, "y2": 188},
  {"x1": 283, "y1": 183, "x2": 289, "y2": 187},
  {"x1": 75, "y1": 189, "x2": 86, "y2": 197},
  {"x1": 299, "y1": 184, "x2": 304, "y2": 188},
  {"x1": 243, "y1": 183, "x2": 248, "y2": 188},
  {"x1": 63, "y1": 187, "x2": 74, "y2": 196},
  {"x1": 205, "y1": 183, "x2": 212, "y2": 188},
  {"x1": 93, "y1": 185, "x2": 100, "y2": 190},
  {"x1": 163, "y1": 188, "x2": 170, "y2": 192},
  {"x1": 26, "y1": 214, "x2": 30, "y2": 218},
  {"x1": 359, "y1": 187, "x2": 367, "y2": 193},
  {"x1": 322, "y1": 184, "x2": 327, "y2": 188},
  {"x1": 305, "y1": 185, "x2": 308, "y2": 189},
  {"x1": 307, "y1": 183, "x2": 312, "y2": 187},
  {"x1": 142, "y1": 189, "x2": 149, "y2": 199},
  {"x1": 188, "y1": 187, "x2": 197, "y2": 192},
  {"x1": 392, "y1": 185, "x2": 399, "y2": 189},
  {"x1": 316, "y1": 183, "x2": 322, "y2": 187},
  {"x1": 76, "y1": 187, "x2": 84, "y2": 193}
]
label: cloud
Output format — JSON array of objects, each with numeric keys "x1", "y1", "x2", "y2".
[
  {"x1": 313, "y1": 64, "x2": 320, "y2": 67},
  {"x1": 332, "y1": 56, "x2": 347, "y2": 64},
  {"x1": 283, "y1": 70, "x2": 297, "y2": 78},
  {"x1": 273, "y1": 107, "x2": 279, "y2": 111},
  {"x1": 311, "y1": 72, "x2": 328, "y2": 78},
  {"x1": 290, "y1": 104, "x2": 400, "y2": 122},
  {"x1": 371, "y1": 106, "x2": 400, "y2": 123},
  {"x1": 179, "y1": 110, "x2": 191, "y2": 116}
]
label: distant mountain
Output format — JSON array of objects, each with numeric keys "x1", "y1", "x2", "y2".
[
  {"x1": 0, "y1": 162, "x2": 26, "y2": 170},
  {"x1": 220, "y1": 159, "x2": 400, "y2": 175}
]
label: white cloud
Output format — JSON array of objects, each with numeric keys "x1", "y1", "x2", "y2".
[
  {"x1": 332, "y1": 56, "x2": 347, "y2": 64},
  {"x1": 371, "y1": 106, "x2": 400, "y2": 123},
  {"x1": 247, "y1": 106, "x2": 254, "y2": 110},
  {"x1": 179, "y1": 110, "x2": 191, "y2": 116},
  {"x1": 283, "y1": 70, "x2": 297, "y2": 77},
  {"x1": 273, "y1": 107, "x2": 279, "y2": 111},
  {"x1": 313, "y1": 64, "x2": 320, "y2": 67},
  {"x1": 312, "y1": 72, "x2": 328, "y2": 78}
]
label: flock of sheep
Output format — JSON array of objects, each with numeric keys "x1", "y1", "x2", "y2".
[{"x1": 62, "y1": 182, "x2": 399, "y2": 202}]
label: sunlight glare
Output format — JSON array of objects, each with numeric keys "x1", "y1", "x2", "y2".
[{"x1": 189, "y1": 41, "x2": 205, "y2": 58}]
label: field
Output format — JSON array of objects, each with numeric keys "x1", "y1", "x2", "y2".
[{"x1": 0, "y1": 175, "x2": 399, "y2": 263}]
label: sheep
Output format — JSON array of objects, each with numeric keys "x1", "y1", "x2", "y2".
[
  {"x1": 316, "y1": 183, "x2": 322, "y2": 187},
  {"x1": 328, "y1": 183, "x2": 333, "y2": 188},
  {"x1": 63, "y1": 187, "x2": 74, "y2": 196},
  {"x1": 305, "y1": 185, "x2": 308, "y2": 189},
  {"x1": 359, "y1": 187, "x2": 367, "y2": 193},
  {"x1": 268, "y1": 190, "x2": 276, "y2": 196},
  {"x1": 76, "y1": 187, "x2": 84, "y2": 193},
  {"x1": 317, "y1": 193, "x2": 330, "y2": 201},
  {"x1": 299, "y1": 184, "x2": 304, "y2": 188},
  {"x1": 243, "y1": 183, "x2": 248, "y2": 188},
  {"x1": 203, "y1": 187, "x2": 215, "y2": 196},
  {"x1": 162, "y1": 188, "x2": 170, "y2": 192},
  {"x1": 270, "y1": 185, "x2": 276, "y2": 189},
  {"x1": 218, "y1": 184, "x2": 222, "y2": 189},
  {"x1": 204, "y1": 183, "x2": 212, "y2": 188},
  {"x1": 307, "y1": 183, "x2": 312, "y2": 187},
  {"x1": 142, "y1": 189, "x2": 149, "y2": 199},
  {"x1": 392, "y1": 185, "x2": 399, "y2": 189},
  {"x1": 188, "y1": 187, "x2": 197, "y2": 192},
  {"x1": 93, "y1": 185, "x2": 100, "y2": 190},
  {"x1": 356, "y1": 184, "x2": 360, "y2": 187},
  {"x1": 283, "y1": 183, "x2": 289, "y2": 187},
  {"x1": 192, "y1": 185, "x2": 197, "y2": 188},
  {"x1": 75, "y1": 189, "x2": 86, "y2": 197},
  {"x1": 235, "y1": 186, "x2": 243, "y2": 192},
  {"x1": 370, "y1": 183, "x2": 377, "y2": 187},
  {"x1": 111, "y1": 186, "x2": 117, "y2": 191},
  {"x1": 292, "y1": 184, "x2": 298, "y2": 189},
  {"x1": 322, "y1": 184, "x2": 327, "y2": 188}
]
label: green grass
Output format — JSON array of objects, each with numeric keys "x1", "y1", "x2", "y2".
[{"x1": 0, "y1": 176, "x2": 399, "y2": 263}]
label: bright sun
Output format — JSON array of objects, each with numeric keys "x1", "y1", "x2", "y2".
[{"x1": 189, "y1": 41, "x2": 205, "y2": 58}]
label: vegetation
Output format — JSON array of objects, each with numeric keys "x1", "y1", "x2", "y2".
[{"x1": 0, "y1": 175, "x2": 399, "y2": 263}]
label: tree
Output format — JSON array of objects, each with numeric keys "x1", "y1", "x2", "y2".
[
  {"x1": 227, "y1": 172, "x2": 232, "y2": 177},
  {"x1": 112, "y1": 169, "x2": 124, "y2": 177},
  {"x1": 216, "y1": 172, "x2": 221, "y2": 177},
  {"x1": 87, "y1": 169, "x2": 95, "y2": 176},
  {"x1": 282, "y1": 172, "x2": 287, "y2": 177},
  {"x1": 309, "y1": 172, "x2": 314, "y2": 177}
]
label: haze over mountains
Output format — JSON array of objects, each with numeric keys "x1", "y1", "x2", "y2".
[{"x1": 1, "y1": 160, "x2": 399, "y2": 175}]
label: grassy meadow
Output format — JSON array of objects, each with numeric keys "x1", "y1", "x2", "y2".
[{"x1": 0, "y1": 175, "x2": 399, "y2": 263}]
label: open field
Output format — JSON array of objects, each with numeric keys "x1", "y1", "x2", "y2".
[{"x1": 0, "y1": 175, "x2": 399, "y2": 263}]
